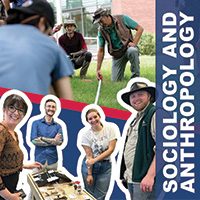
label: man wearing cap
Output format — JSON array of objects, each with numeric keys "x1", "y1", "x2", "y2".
[
  {"x1": 58, "y1": 19, "x2": 92, "y2": 79},
  {"x1": 119, "y1": 80, "x2": 156, "y2": 200},
  {"x1": 93, "y1": 8, "x2": 143, "y2": 81},
  {"x1": 0, "y1": 0, "x2": 74, "y2": 99}
]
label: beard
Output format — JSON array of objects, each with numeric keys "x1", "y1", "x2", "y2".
[{"x1": 45, "y1": 110, "x2": 55, "y2": 117}]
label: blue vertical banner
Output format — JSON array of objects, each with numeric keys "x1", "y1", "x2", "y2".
[{"x1": 156, "y1": 0, "x2": 200, "y2": 199}]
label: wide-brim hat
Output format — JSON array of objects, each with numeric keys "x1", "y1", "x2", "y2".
[
  {"x1": 64, "y1": 19, "x2": 77, "y2": 28},
  {"x1": 8, "y1": 0, "x2": 55, "y2": 28},
  {"x1": 121, "y1": 82, "x2": 156, "y2": 106},
  {"x1": 92, "y1": 8, "x2": 108, "y2": 24}
]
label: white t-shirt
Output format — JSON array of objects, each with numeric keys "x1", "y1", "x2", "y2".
[{"x1": 81, "y1": 122, "x2": 118, "y2": 160}]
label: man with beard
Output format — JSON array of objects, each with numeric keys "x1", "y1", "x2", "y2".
[
  {"x1": 119, "y1": 80, "x2": 156, "y2": 200},
  {"x1": 58, "y1": 19, "x2": 92, "y2": 79},
  {"x1": 30, "y1": 99, "x2": 63, "y2": 170},
  {"x1": 92, "y1": 8, "x2": 143, "y2": 81}
]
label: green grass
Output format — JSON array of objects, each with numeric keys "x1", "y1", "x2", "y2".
[{"x1": 71, "y1": 55, "x2": 155, "y2": 110}]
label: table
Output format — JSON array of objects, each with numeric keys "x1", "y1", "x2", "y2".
[{"x1": 27, "y1": 170, "x2": 96, "y2": 200}]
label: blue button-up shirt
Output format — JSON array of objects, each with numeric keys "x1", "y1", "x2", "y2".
[{"x1": 31, "y1": 117, "x2": 63, "y2": 165}]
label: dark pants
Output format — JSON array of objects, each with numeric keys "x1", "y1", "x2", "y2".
[
  {"x1": 72, "y1": 51, "x2": 92, "y2": 77},
  {"x1": 0, "y1": 172, "x2": 19, "y2": 200}
]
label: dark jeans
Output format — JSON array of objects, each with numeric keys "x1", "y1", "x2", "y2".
[
  {"x1": 0, "y1": 171, "x2": 19, "y2": 200},
  {"x1": 72, "y1": 51, "x2": 92, "y2": 77}
]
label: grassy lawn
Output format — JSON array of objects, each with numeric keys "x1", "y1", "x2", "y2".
[{"x1": 71, "y1": 55, "x2": 155, "y2": 110}]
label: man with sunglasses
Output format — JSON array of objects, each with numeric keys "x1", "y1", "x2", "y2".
[
  {"x1": 93, "y1": 8, "x2": 143, "y2": 81},
  {"x1": 0, "y1": 0, "x2": 74, "y2": 100}
]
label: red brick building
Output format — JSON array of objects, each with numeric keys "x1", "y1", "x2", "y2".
[{"x1": 111, "y1": 0, "x2": 155, "y2": 33}]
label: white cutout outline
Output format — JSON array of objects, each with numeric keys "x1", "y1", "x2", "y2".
[
  {"x1": 115, "y1": 77, "x2": 156, "y2": 200},
  {"x1": 76, "y1": 104, "x2": 121, "y2": 200},
  {"x1": 0, "y1": 89, "x2": 32, "y2": 163},
  {"x1": 0, "y1": 90, "x2": 34, "y2": 195},
  {"x1": 26, "y1": 94, "x2": 68, "y2": 171}
]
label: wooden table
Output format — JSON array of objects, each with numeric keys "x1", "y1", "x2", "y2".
[{"x1": 27, "y1": 171, "x2": 96, "y2": 200}]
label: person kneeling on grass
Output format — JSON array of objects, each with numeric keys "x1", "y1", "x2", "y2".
[{"x1": 59, "y1": 19, "x2": 92, "y2": 79}]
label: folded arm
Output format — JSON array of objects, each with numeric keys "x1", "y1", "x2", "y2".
[
  {"x1": 86, "y1": 139, "x2": 117, "y2": 165},
  {"x1": 32, "y1": 133, "x2": 62, "y2": 146}
]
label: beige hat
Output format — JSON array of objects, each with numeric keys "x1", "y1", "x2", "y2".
[
  {"x1": 64, "y1": 19, "x2": 77, "y2": 28},
  {"x1": 121, "y1": 82, "x2": 156, "y2": 106}
]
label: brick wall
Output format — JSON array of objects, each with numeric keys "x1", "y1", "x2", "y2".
[{"x1": 111, "y1": 0, "x2": 155, "y2": 34}]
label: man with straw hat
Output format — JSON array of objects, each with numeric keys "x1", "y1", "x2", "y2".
[{"x1": 119, "y1": 79, "x2": 156, "y2": 200}]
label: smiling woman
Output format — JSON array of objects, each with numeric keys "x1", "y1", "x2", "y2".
[
  {"x1": 78, "y1": 106, "x2": 120, "y2": 200},
  {"x1": 2, "y1": 95, "x2": 28, "y2": 129},
  {"x1": 0, "y1": 93, "x2": 42, "y2": 200}
]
